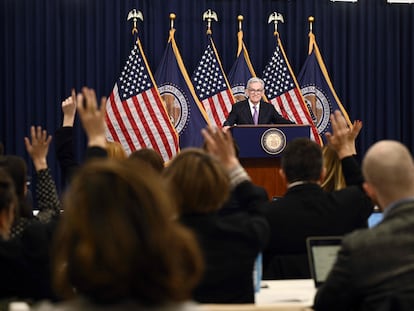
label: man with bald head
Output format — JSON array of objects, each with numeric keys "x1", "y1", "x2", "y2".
[{"x1": 314, "y1": 140, "x2": 414, "y2": 311}]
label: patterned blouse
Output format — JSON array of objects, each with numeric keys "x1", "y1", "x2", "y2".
[{"x1": 10, "y1": 168, "x2": 61, "y2": 238}]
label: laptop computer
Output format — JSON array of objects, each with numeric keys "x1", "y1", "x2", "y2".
[{"x1": 306, "y1": 236, "x2": 342, "y2": 287}]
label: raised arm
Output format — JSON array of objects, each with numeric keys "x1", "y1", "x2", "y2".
[
  {"x1": 325, "y1": 110, "x2": 364, "y2": 186},
  {"x1": 24, "y1": 126, "x2": 61, "y2": 222},
  {"x1": 202, "y1": 126, "x2": 268, "y2": 211},
  {"x1": 76, "y1": 87, "x2": 108, "y2": 159},
  {"x1": 55, "y1": 89, "x2": 79, "y2": 184}
]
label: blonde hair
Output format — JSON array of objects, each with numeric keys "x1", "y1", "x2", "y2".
[
  {"x1": 105, "y1": 141, "x2": 127, "y2": 160},
  {"x1": 321, "y1": 145, "x2": 346, "y2": 192},
  {"x1": 163, "y1": 148, "x2": 230, "y2": 214}
]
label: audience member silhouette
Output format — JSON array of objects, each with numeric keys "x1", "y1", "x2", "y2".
[
  {"x1": 259, "y1": 111, "x2": 373, "y2": 279},
  {"x1": 129, "y1": 148, "x2": 164, "y2": 173},
  {"x1": 55, "y1": 89, "x2": 126, "y2": 185},
  {"x1": 34, "y1": 86, "x2": 204, "y2": 311},
  {"x1": 0, "y1": 127, "x2": 60, "y2": 301},
  {"x1": 0, "y1": 126, "x2": 60, "y2": 238},
  {"x1": 314, "y1": 140, "x2": 414, "y2": 311},
  {"x1": 163, "y1": 127, "x2": 269, "y2": 303}
]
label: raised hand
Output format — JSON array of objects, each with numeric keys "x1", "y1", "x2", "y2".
[
  {"x1": 61, "y1": 89, "x2": 77, "y2": 127},
  {"x1": 24, "y1": 126, "x2": 52, "y2": 171},
  {"x1": 76, "y1": 87, "x2": 107, "y2": 148},
  {"x1": 201, "y1": 126, "x2": 239, "y2": 171},
  {"x1": 325, "y1": 110, "x2": 363, "y2": 159}
]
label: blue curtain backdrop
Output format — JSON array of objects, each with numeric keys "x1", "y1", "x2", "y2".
[{"x1": 1, "y1": 0, "x2": 414, "y2": 192}]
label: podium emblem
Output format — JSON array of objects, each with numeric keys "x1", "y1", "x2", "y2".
[{"x1": 261, "y1": 128, "x2": 286, "y2": 155}]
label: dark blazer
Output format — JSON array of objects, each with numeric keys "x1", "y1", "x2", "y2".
[
  {"x1": 180, "y1": 181, "x2": 270, "y2": 304},
  {"x1": 0, "y1": 221, "x2": 58, "y2": 301},
  {"x1": 258, "y1": 156, "x2": 374, "y2": 279},
  {"x1": 223, "y1": 99, "x2": 293, "y2": 126},
  {"x1": 55, "y1": 126, "x2": 108, "y2": 185},
  {"x1": 314, "y1": 200, "x2": 414, "y2": 311}
]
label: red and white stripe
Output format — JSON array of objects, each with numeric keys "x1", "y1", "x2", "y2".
[
  {"x1": 201, "y1": 89, "x2": 234, "y2": 128},
  {"x1": 105, "y1": 84, "x2": 179, "y2": 161},
  {"x1": 270, "y1": 87, "x2": 321, "y2": 145}
]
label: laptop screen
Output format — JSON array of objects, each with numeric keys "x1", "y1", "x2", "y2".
[{"x1": 306, "y1": 236, "x2": 342, "y2": 287}]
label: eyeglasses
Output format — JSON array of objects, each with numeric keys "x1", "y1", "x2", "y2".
[{"x1": 248, "y1": 88, "x2": 264, "y2": 93}]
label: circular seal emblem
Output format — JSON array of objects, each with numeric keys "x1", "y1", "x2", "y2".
[
  {"x1": 158, "y1": 84, "x2": 189, "y2": 134},
  {"x1": 231, "y1": 85, "x2": 247, "y2": 102},
  {"x1": 301, "y1": 85, "x2": 331, "y2": 136},
  {"x1": 261, "y1": 128, "x2": 286, "y2": 155}
]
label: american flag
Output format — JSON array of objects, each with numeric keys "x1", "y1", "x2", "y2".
[
  {"x1": 192, "y1": 36, "x2": 235, "y2": 127},
  {"x1": 263, "y1": 35, "x2": 322, "y2": 145},
  {"x1": 105, "y1": 39, "x2": 179, "y2": 161}
]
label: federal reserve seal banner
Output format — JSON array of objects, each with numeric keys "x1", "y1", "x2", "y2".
[{"x1": 298, "y1": 29, "x2": 352, "y2": 142}]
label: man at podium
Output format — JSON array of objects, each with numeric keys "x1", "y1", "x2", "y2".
[{"x1": 223, "y1": 77, "x2": 293, "y2": 126}]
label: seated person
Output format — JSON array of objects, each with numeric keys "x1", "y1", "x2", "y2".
[
  {"x1": 314, "y1": 140, "x2": 414, "y2": 311},
  {"x1": 34, "y1": 86, "x2": 204, "y2": 311},
  {"x1": 223, "y1": 77, "x2": 293, "y2": 126},
  {"x1": 0, "y1": 126, "x2": 61, "y2": 239},
  {"x1": 258, "y1": 111, "x2": 373, "y2": 279},
  {"x1": 163, "y1": 127, "x2": 269, "y2": 303},
  {"x1": 0, "y1": 155, "x2": 58, "y2": 301}
]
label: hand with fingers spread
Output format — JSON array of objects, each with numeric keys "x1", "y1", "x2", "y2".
[
  {"x1": 76, "y1": 87, "x2": 107, "y2": 148},
  {"x1": 201, "y1": 126, "x2": 239, "y2": 171},
  {"x1": 325, "y1": 110, "x2": 363, "y2": 159},
  {"x1": 61, "y1": 89, "x2": 77, "y2": 127},
  {"x1": 24, "y1": 126, "x2": 53, "y2": 171}
]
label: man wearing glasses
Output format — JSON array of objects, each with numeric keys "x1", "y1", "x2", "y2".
[{"x1": 223, "y1": 77, "x2": 293, "y2": 126}]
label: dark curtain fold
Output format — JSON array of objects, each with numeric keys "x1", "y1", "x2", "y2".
[{"x1": 1, "y1": 0, "x2": 414, "y2": 193}]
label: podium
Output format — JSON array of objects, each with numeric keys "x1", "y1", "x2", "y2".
[{"x1": 231, "y1": 125, "x2": 311, "y2": 198}]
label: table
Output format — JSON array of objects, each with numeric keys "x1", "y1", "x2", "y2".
[
  {"x1": 202, "y1": 279, "x2": 316, "y2": 311},
  {"x1": 257, "y1": 279, "x2": 316, "y2": 306}
]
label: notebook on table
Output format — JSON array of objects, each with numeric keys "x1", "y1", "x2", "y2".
[{"x1": 306, "y1": 236, "x2": 342, "y2": 287}]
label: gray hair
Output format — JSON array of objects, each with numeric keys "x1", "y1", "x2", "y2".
[{"x1": 246, "y1": 77, "x2": 265, "y2": 90}]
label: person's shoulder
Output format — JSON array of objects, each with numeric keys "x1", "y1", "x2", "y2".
[
  {"x1": 234, "y1": 99, "x2": 248, "y2": 106},
  {"x1": 260, "y1": 100, "x2": 273, "y2": 105},
  {"x1": 341, "y1": 225, "x2": 380, "y2": 251}
]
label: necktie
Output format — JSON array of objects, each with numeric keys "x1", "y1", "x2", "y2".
[{"x1": 253, "y1": 105, "x2": 258, "y2": 125}]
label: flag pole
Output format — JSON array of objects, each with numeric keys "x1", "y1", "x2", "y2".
[
  {"x1": 308, "y1": 16, "x2": 314, "y2": 34},
  {"x1": 236, "y1": 15, "x2": 244, "y2": 57},
  {"x1": 169, "y1": 13, "x2": 176, "y2": 30}
]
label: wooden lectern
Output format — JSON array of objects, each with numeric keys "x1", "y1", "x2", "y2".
[{"x1": 231, "y1": 125, "x2": 311, "y2": 199}]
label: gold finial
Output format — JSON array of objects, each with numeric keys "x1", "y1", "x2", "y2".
[
  {"x1": 268, "y1": 12, "x2": 284, "y2": 36},
  {"x1": 127, "y1": 9, "x2": 143, "y2": 35},
  {"x1": 169, "y1": 13, "x2": 176, "y2": 29},
  {"x1": 308, "y1": 16, "x2": 315, "y2": 33},
  {"x1": 237, "y1": 15, "x2": 244, "y2": 31},
  {"x1": 202, "y1": 9, "x2": 218, "y2": 35}
]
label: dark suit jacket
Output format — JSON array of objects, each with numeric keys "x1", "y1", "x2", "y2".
[
  {"x1": 180, "y1": 181, "x2": 270, "y2": 304},
  {"x1": 0, "y1": 221, "x2": 58, "y2": 301},
  {"x1": 55, "y1": 126, "x2": 108, "y2": 186},
  {"x1": 258, "y1": 156, "x2": 374, "y2": 279},
  {"x1": 314, "y1": 200, "x2": 414, "y2": 311},
  {"x1": 223, "y1": 99, "x2": 293, "y2": 126}
]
